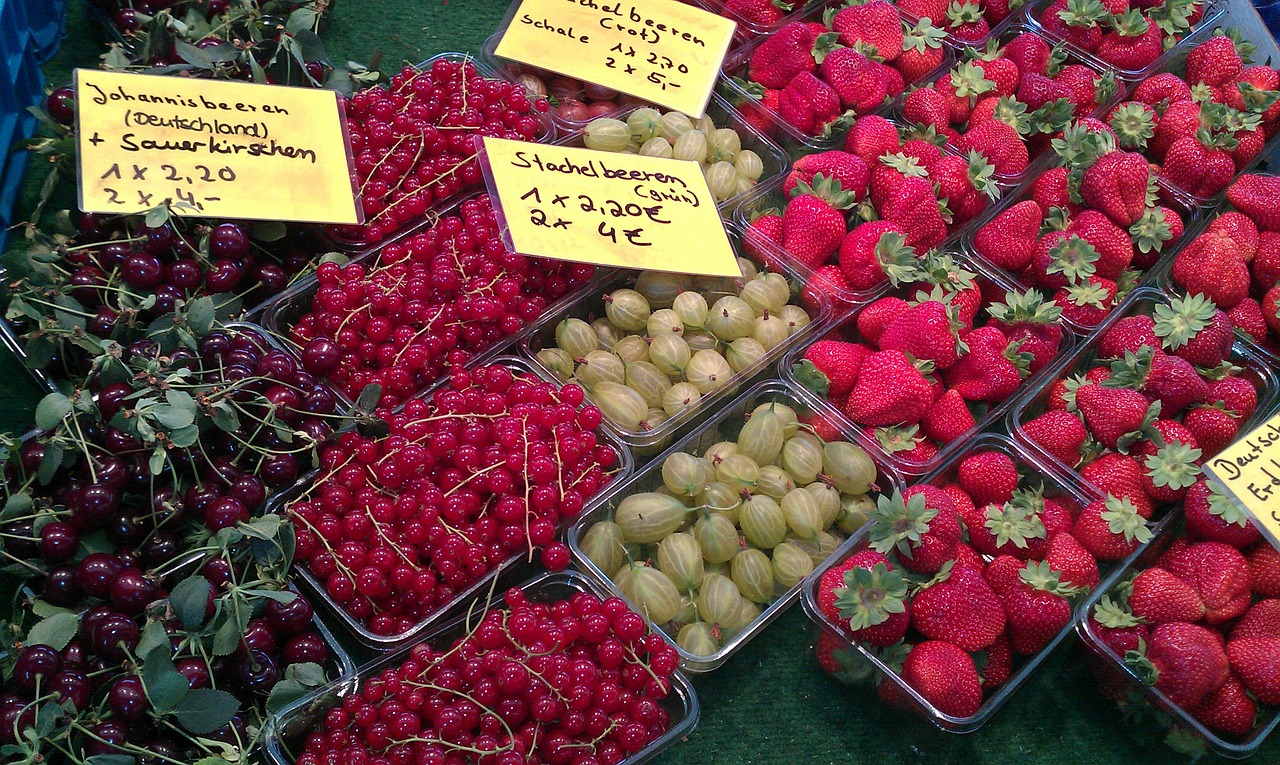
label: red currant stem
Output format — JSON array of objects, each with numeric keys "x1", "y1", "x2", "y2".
[
  {"x1": 498, "y1": 620, "x2": 564, "y2": 662},
  {"x1": 382, "y1": 128, "x2": 428, "y2": 199},
  {"x1": 397, "y1": 680, "x2": 517, "y2": 741},
  {"x1": 438, "y1": 460, "x2": 504, "y2": 498},
  {"x1": 527, "y1": 721, "x2": 542, "y2": 758},
  {"x1": 624, "y1": 645, "x2": 665, "y2": 688},
  {"x1": 390, "y1": 306, "x2": 450, "y2": 366},
  {"x1": 391, "y1": 736, "x2": 508, "y2": 757},
  {"x1": 360, "y1": 503, "x2": 425, "y2": 569},
  {"x1": 357, "y1": 134, "x2": 411, "y2": 196},
  {"x1": 290, "y1": 511, "x2": 360, "y2": 586},
  {"x1": 368, "y1": 151, "x2": 480, "y2": 225},
  {"x1": 522, "y1": 418, "x2": 534, "y2": 562},
  {"x1": 0, "y1": 532, "x2": 40, "y2": 542},
  {"x1": 565, "y1": 720, "x2": 621, "y2": 750}
]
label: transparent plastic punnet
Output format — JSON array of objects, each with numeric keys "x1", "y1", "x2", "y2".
[
  {"x1": 1007, "y1": 287, "x2": 1280, "y2": 495},
  {"x1": 800, "y1": 432, "x2": 1172, "y2": 733},
  {"x1": 265, "y1": 355, "x2": 635, "y2": 651},
  {"x1": 262, "y1": 569, "x2": 700, "y2": 765},
  {"x1": 1075, "y1": 507, "x2": 1280, "y2": 758},
  {"x1": 518, "y1": 222, "x2": 833, "y2": 455},
  {"x1": 568, "y1": 379, "x2": 904, "y2": 673}
]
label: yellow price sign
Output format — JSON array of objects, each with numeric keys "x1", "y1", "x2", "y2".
[
  {"x1": 1203, "y1": 414, "x2": 1280, "y2": 548},
  {"x1": 479, "y1": 136, "x2": 740, "y2": 276},
  {"x1": 493, "y1": 0, "x2": 736, "y2": 117},
  {"x1": 75, "y1": 68, "x2": 361, "y2": 224}
]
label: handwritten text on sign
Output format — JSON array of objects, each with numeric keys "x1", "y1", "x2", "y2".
[
  {"x1": 1204, "y1": 414, "x2": 1280, "y2": 548},
  {"x1": 480, "y1": 137, "x2": 739, "y2": 276},
  {"x1": 493, "y1": 0, "x2": 736, "y2": 117},
  {"x1": 75, "y1": 68, "x2": 361, "y2": 224}
]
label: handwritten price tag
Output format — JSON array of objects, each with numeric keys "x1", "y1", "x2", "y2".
[
  {"x1": 1204, "y1": 413, "x2": 1280, "y2": 549},
  {"x1": 493, "y1": 0, "x2": 736, "y2": 117},
  {"x1": 75, "y1": 68, "x2": 361, "y2": 224},
  {"x1": 479, "y1": 136, "x2": 739, "y2": 276}
]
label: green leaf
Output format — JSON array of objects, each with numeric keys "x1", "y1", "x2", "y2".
[
  {"x1": 34, "y1": 392, "x2": 72, "y2": 430},
  {"x1": 172, "y1": 688, "x2": 239, "y2": 734},
  {"x1": 265, "y1": 678, "x2": 307, "y2": 714},
  {"x1": 26, "y1": 612, "x2": 78, "y2": 650},
  {"x1": 0, "y1": 492, "x2": 33, "y2": 521},
  {"x1": 168, "y1": 424, "x2": 200, "y2": 448},
  {"x1": 212, "y1": 613, "x2": 242, "y2": 656},
  {"x1": 210, "y1": 401, "x2": 240, "y2": 432},
  {"x1": 36, "y1": 441, "x2": 62, "y2": 485},
  {"x1": 252, "y1": 221, "x2": 288, "y2": 242},
  {"x1": 151, "y1": 404, "x2": 195, "y2": 430},
  {"x1": 286, "y1": 7, "x2": 319, "y2": 34},
  {"x1": 239, "y1": 588, "x2": 298, "y2": 603},
  {"x1": 288, "y1": 661, "x2": 326, "y2": 686},
  {"x1": 168, "y1": 576, "x2": 211, "y2": 630},
  {"x1": 35, "y1": 700, "x2": 63, "y2": 733},
  {"x1": 187, "y1": 296, "x2": 216, "y2": 336},
  {"x1": 144, "y1": 205, "x2": 170, "y2": 229},
  {"x1": 149, "y1": 446, "x2": 168, "y2": 476},
  {"x1": 136, "y1": 619, "x2": 170, "y2": 658},
  {"x1": 142, "y1": 645, "x2": 190, "y2": 713},
  {"x1": 29, "y1": 599, "x2": 69, "y2": 618},
  {"x1": 356, "y1": 383, "x2": 382, "y2": 413}
]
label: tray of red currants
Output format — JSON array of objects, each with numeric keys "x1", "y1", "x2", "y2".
[{"x1": 263, "y1": 569, "x2": 700, "y2": 765}]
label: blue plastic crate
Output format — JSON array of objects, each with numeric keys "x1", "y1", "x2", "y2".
[
  {"x1": 20, "y1": 0, "x2": 67, "y2": 63},
  {"x1": 0, "y1": 104, "x2": 39, "y2": 255}
]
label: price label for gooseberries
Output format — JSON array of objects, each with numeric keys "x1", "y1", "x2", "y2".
[
  {"x1": 74, "y1": 68, "x2": 361, "y2": 224},
  {"x1": 478, "y1": 136, "x2": 740, "y2": 277},
  {"x1": 493, "y1": 0, "x2": 736, "y2": 117},
  {"x1": 1204, "y1": 412, "x2": 1280, "y2": 550}
]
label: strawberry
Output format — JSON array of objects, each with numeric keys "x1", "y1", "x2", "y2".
[
  {"x1": 970, "y1": 500, "x2": 1049, "y2": 560},
  {"x1": 833, "y1": 559, "x2": 912, "y2": 646},
  {"x1": 725, "y1": 0, "x2": 788, "y2": 25},
  {"x1": 1248, "y1": 542, "x2": 1280, "y2": 598},
  {"x1": 1184, "y1": 478, "x2": 1263, "y2": 549},
  {"x1": 1098, "y1": 314, "x2": 1158, "y2": 359},
  {"x1": 1090, "y1": 596, "x2": 1149, "y2": 659},
  {"x1": 1207, "y1": 376, "x2": 1258, "y2": 421},
  {"x1": 857, "y1": 295, "x2": 912, "y2": 344},
  {"x1": 743, "y1": 213, "x2": 784, "y2": 263},
  {"x1": 957, "y1": 451, "x2": 1018, "y2": 507},
  {"x1": 1163, "y1": 135, "x2": 1236, "y2": 199},
  {"x1": 821, "y1": 47, "x2": 892, "y2": 115},
  {"x1": 1231, "y1": 599, "x2": 1280, "y2": 642},
  {"x1": 779, "y1": 71, "x2": 845, "y2": 137},
  {"x1": 1046, "y1": 532, "x2": 1100, "y2": 589},
  {"x1": 1040, "y1": 0, "x2": 1106, "y2": 52},
  {"x1": 1021, "y1": 410, "x2": 1087, "y2": 467},
  {"x1": 868, "y1": 486, "x2": 963, "y2": 574},
  {"x1": 1130, "y1": 206, "x2": 1183, "y2": 269},
  {"x1": 1004, "y1": 560, "x2": 1079, "y2": 655},
  {"x1": 985, "y1": 290, "x2": 1063, "y2": 375},
  {"x1": 737, "y1": 87, "x2": 782, "y2": 136},
  {"x1": 1128, "y1": 567, "x2": 1206, "y2": 624},
  {"x1": 921, "y1": 388, "x2": 976, "y2": 445},
  {"x1": 1172, "y1": 232, "x2": 1251, "y2": 311},
  {"x1": 869, "y1": 426, "x2": 940, "y2": 463},
  {"x1": 1228, "y1": 174, "x2": 1280, "y2": 232},
  {"x1": 1185, "y1": 34, "x2": 1245, "y2": 89},
  {"x1": 815, "y1": 630, "x2": 874, "y2": 684},
  {"x1": 902, "y1": 87, "x2": 951, "y2": 133},
  {"x1": 1108, "y1": 347, "x2": 1208, "y2": 417},
  {"x1": 1080, "y1": 453, "x2": 1153, "y2": 518},
  {"x1": 910, "y1": 562, "x2": 1007, "y2": 651},
  {"x1": 944, "y1": 325, "x2": 1028, "y2": 403},
  {"x1": 817, "y1": 549, "x2": 891, "y2": 623},
  {"x1": 838, "y1": 223, "x2": 922, "y2": 291},
  {"x1": 880, "y1": 176, "x2": 950, "y2": 250},
  {"x1": 946, "y1": 0, "x2": 990, "y2": 42},
  {"x1": 1073, "y1": 383, "x2": 1159, "y2": 451},
  {"x1": 929, "y1": 152, "x2": 998, "y2": 224},
  {"x1": 1265, "y1": 285, "x2": 1280, "y2": 337},
  {"x1": 978, "y1": 634, "x2": 1013, "y2": 691},
  {"x1": 1080, "y1": 150, "x2": 1151, "y2": 227},
  {"x1": 1228, "y1": 299, "x2": 1271, "y2": 345},
  {"x1": 984, "y1": 554, "x2": 1025, "y2": 596},
  {"x1": 1184, "y1": 405, "x2": 1241, "y2": 457},
  {"x1": 845, "y1": 115, "x2": 901, "y2": 164},
  {"x1": 829, "y1": 0, "x2": 904, "y2": 61},
  {"x1": 952, "y1": 540, "x2": 986, "y2": 572},
  {"x1": 1055, "y1": 64, "x2": 1107, "y2": 117},
  {"x1": 870, "y1": 152, "x2": 931, "y2": 210},
  {"x1": 781, "y1": 184, "x2": 857, "y2": 269},
  {"x1": 793, "y1": 340, "x2": 871, "y2": 399},
  {"x1": 1127, "y1": 622, "x2": 1230, "y2": 710},
  {"x1": 878, "y1": 300, "x2": 967, "y2": 370},
  {"x1": 955, "y1": 119, "x2": 1029, "y2": 176},
  {"x1": 973, "y1": 200, "x2": 1042, "y2": 272},
  {"x1": 1191, "y1": 676, "x2": 1258, "y2": 739},
  {"x1": 803, "y1": 265, "x2": 853, "y2": 314},
  {"x1": 1003, "y1": 32, "x2": 1051, "y2": 76},
  {"x1": 1072, "y1": 494, "x2": 1153, "y2": 561},
  {"x1": 783, "y1": 151, "x2": 871, "y2": 199},
  {"x1": 1030, "y1": 231, "x2": 1097, "y2": 291},
  {"x1": 1106, "y1": 101, "x2": 1158, "y2": 151},
  {"x1": 1053, "y1": 276, "x2": 1116, "y2": 330},
  {"x1": 1164, "y1": 541, "x2": 1252, "y2": 625},
  {"x1": 1228, "y1": 638, "x2": 1280, "y2": 705},
  {"x1": 749, "y1": 22, "x2": 820, "y2": 89},
  {"x1": 1031, "y1": 167, "x2": 1076, "y2": 215},
  {"x1": 898, "y1": 19, "x2": 949, "y2": 84},
  {"x1": 901, "y1": 640, "x2": 983, "y2": 718},
  {"x1": 1094, "y1": 11, "x2": 1163, "y2": 71},
  {"x1": 898, "y1": 0, "x2": 949, "y2": 23},
  {"x1": 1131, "y1": 72, "x2": 1193, "y2": 108},
  {"x1": 973, "y1": 57, "x2": 1020, "y2": 98},
  {"x1": 1207, "y1": 212, "x2": 1259, "y2": 263},
  {"x1": 1139, "y1": 440, "x2": 1202, "y2": 504},
  {"x1": 1068, "y1": 209, "x2": 1133, "y2": 280},
  {"x1": 845, "y1": 350, "x2": 936, "y2": 426}
]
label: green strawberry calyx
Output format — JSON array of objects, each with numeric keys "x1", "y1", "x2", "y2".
[
  {"x1": 869, "y1": 490, "x2": 939, "y2": 560},
  {"x1": 1124, "y1": 638, "x2": 1160, "y2": 686},
  {"x1": 1019, "y1": 560, "x2": 1083, "y2": 598},
  {"x1": 1108, "y1": 9, "x2": 1150, "y2": 38},
  {"x1": 905, "y1": 19, "x2": 949, "y2": 52},
  {"x1": 1142, "y1": 442, "x2": 1203, "y2": 490},
  {"x1": 1057, "y1": 0, "x2": 1107, "y2": 28},
  {"x1": 985, "y1": 499, "x2": 1047, "y2": 551},
  {"x1": 873, "y1": 424, "x2": 925, "y2": 454},
  {"x1": 1047, "y1": 234, "x2": 1100, "y2": 283},
  {"x1": 1094, "y1": 595, "x2": 1144, "y2": 628},
  {"x1": 1128, "y1": 207, "x2": 1173, "y2": 254},
  {"x1": 790, "y1": 358, "x2": 832, "y2": 398},
  {"x1": 1205, "y1": 478, "x2": 1252, "y2": 528},
  {"x1": 835, "y1": 562, "x2": 909, "y2": 630},
  {"x1": 948, "y1": 60, "x2": 996, "y2": 101},
  {"x1": 1100, "y1": 494, "x2": 1154, "y2": 545},
  {"x1": 988, "y1": 288, "x2": 1063, "y2": 327},
  {"x1": 1115, "y1": 399, "x2": 1163, "y2": 454},
  {"x1": 1108, "y1": 102, "x2": 1157, "y2": 151},
  {"x1": 1152, "y1": 293, "x2": 1218, "y2": 351},
  {"x1": 792, "y1": 173, "x2": 861, "y2": 210}
]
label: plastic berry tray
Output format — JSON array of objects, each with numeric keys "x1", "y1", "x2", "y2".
[
  {"x1": 518, "y1": 221, "x2": 833, "y2": 457},
  {"x1": 1074, "y1": 506, "x2": 1280, "y2": 758},
  {"x1": 263, "y1": 355, "x2": 636, "y2": 651},
  {"x1": 1006, "y1": 286, "x2": 1280, "y2": 490},
  {"x1": 800, "y1": 432, "x2": 1175, "y2": 733},
  {"x1": 552, "y1": 92, "x2": 792, "y2": 221},
  {"x1": 568, "y1": 378, "x2": 905, "y2": 673},
  {"x1": 778, "y1": 250, "x2": 1078, "y2": 477},
  {"x1": 261, "y1": 569, "x2": 701, "y2": 765}
]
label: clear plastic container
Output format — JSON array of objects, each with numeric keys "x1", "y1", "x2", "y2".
[
  {"x1": 567, "y1": 378, "x2": 905, "y2": 673},
  {"x1": 698, "y1": 0, "x2": 829, "y2": 39},
  {"x1": 958, "y1": 178, "x2": 1205, "y2": 334},
  {"x1": 552, "y1": 92, "x2": 791, "y2": 221},
  {"x1": 1026, "y1": 0, "x2": 1225, "y2": 82},
  {"x1": 263, "y1": 355, "x2": 636, "y2": 651},
  {"x1": 780, "y1": 251, "x2": 1077, "y2": 477},
  {"x1": 897, "y1": 0, "x2": 1028, "y2": 50},
  {"x1": 1075, "y1": 506, "x2": 1280, "y2": 758},
  {"x1": 322, "y1": 52, "x2": 558, "y2": 253},
  {"x1": 518, "y1": 222, "x2": 833, "y2": 456},
  {"x1": 261, "y1": 569, "x2": 700, "y2": 765},
  {"x1": 892, "y1": 23, "x2": 1124, "y2": 190},
  {"x1": 1007, "y1": 286, "x2": 1280, "y2": 491},
  {"x1": 800, "y1": 431, "x2": 1173, "y2": 732},
  {"x1": 257, "y1": 192, "x2": 611, "y2": 411}
]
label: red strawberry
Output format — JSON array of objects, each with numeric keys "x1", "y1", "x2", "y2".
[
  {"x1": 744, "y1": 213, "x2": 784, "y2": 263},
  {"x1": 946, "y1": 0, "x2": 990, "y2": 42},
  {"x1": 1164, "y1": 541, "x2": 1252, "y2": 625},
  {"x1": 953, "y1": 541, "x2": 986, "y2": 572},
  {"x1": 880, "y1": 176, "x2": 949, "y2": 250},
  {"x1": 1172, "y1": 232, "x2": 1251, "y2": 311},
  {"x1": 803, "y1": 264, "x2": 853, "y2": 314},
  {"x1": 898, "y1": 19, "x2": 949, "y2": 83},
  {"x1": 974, "y1": 200, "x2": 1042, "y2": 271},
  {"x1": 821, "y1": 47, "x2": 892, "y2": 115},
  {"x1": 1003, "y1": 32, "x2": 1051, "y2": 76},
  {"x1": 779, "y1": 71, "x2": 845, "y2": 137},
  {"x1": 1106, "y1": 101, "x2": 1158, "y2": 151},
  {"x1": 1053, "y1": 277, "x2": 1116, "y2": 330},
  {"x1": 1207, "y1": 376, "x2": 1258, "y2": 421},
  {"x1": 1185, "y1": 35, "x2": 1245, "y2": 89},
  {"x1": 979, "y1": 634, "x2": 1013, "y2": 691},
  {"x1": 782, "y1": 188, "x2": 855, "y2": 269},
  {"x1": 1228, "y1": 299, "x2": 1271, "y2": 345},
  {"x1": 845, "y1": 350, "x2": 936, "y2": 426},
  {"x1": 833, "y1": 559, "x2": 912, "y2": 646},
  {"x1": 1249, "y1": 543, "x2": 1280, "y2": 598},
  {"x1": 1183, "y1": 406, "x2": 1241, "y2": 458},
  {"x1": 725, "y1": 0, "x2": 787, "y2": 25},
  {"x1": 910, "y1": 562, "x2": 1007, "y2": 651},
  {"x1": 749, "y1": 22, "x2": 820, "y2": 89},
  {"x1": 1231, "y1": 599, "x2": 1280, "y2": 642},
  {"x1": 783, "y1": 151, "x2": 871, "y2": 199},
  {"x1": 1108, "y1": 347, "x2": 1208, "y2": 417},
  {"x1": 921, "y1": 388, "x2": 976, "y2": 444},
  {"x1": 1072, "y1": 494, "x2": 1153, "y2": 561},
  {"x1": 868, "y1": 486, "x2": 963, "y2": 574},
  {"x1": 1191, "y1": 676, "x2": 1258, "y2": 738},
  {"x1": 1074, "y1": 383, "x2": 1159, "y2": 451},
  {"x1": 1055, "y1": 64, "x2": 1106, "y2": 116},
  {"x1": 1089, "y1": 596, "x2": 1149, "y2": 660},
  {"x1": 1163, "y1": 135, "x2": 1237, "y2": 199},
  {"x1": 955, "y1": 119, "x2": 1029, "y2": 176},
  {"x1": 1184, "y1": 478, "x2": 1263, "y2": 549},
  {"x1": 815, "y1": 629, "x2": 872, "y2": 683},
  {"x1": 1040, "y1": 0, "x2": 1104, "y2": 52},
  {"x1": 1080, "y1": 150, "x2": 1151, "y2": 227},
  {"x1": 943, "y1": 325, "x2": 1028, "y2": 403},
  {"x1": 1033, "y1": 167, "x2": 1075, "y2": 213},
  {"x1": 957, "y1": 451, "x2": 1019, "y2": 507},
  {"x1": 1128, "y1": 567, "x2": 1206, "y2": 624},
  {"x1": 1003, "y1": 560, "x2": 1079, "y2": 654},
  {"x1": 1207, "y1": 212, "x2": 1259, "y2": 263},
  {"x1": 1094, "y1": 12, "x2": 1163, "y2": 72},
  {"x1": 838, "y1": 222, "x2": 920, "y2": 290},
  {"x1": 986, "y1": 289, "x2": 1064, "y2": 374},
  {"x1": 901, "y1": 640, "x2": 983, "y2": 718},
  {"x1": 902, "y1": 87, "x2": 951, "y2": 133},
  {"x1": 869, "y1": 426, "x2": 940, "y2": 463},
  {"x1": 984, "y1": 554, "x2": 1025, "y2": 596},
  {"x1": 817, "y1": 549, "x2": 891, "y2": 623},
  {"x1": 1021, "y1": 410, "x2": 1087, "y2": 467},
  {"x1": 929, "y1": 152, "x2": 998, "y2": 224},
  {"x1": 793, "y1": 340, "x2": 871, "y2": 399},
  {"x1": 878, "y1": 300, "x2": 966, "y2": 370},
  {"x1": 1257, "y1": 232, "x2": 1280, "y2": 291},
  {"x1": 1228, "y1": 174, "x2": 1280, "y2": 232},
  {"x1": 1045, "y1": 532, "x2": 1100, "y2": 589},
  {"x1": 898, "y1": 0, "x2": 949, "y2": 23},
  {"x1": 870, "y1": 153, "x2": 931, "y2": 212},
  {"x1": 1131, "y1": 72, "x2": 1193, "y2": 107},
  {"x1": 829, "y1": 0, "x2": 904, "y2": 61},
  {"x1": 1069, "y1": 209, "x2": 1133, "y2": 280},
  {"x1": 1228, "y1": 638, "x2": 1280, "y2": 704},
  {"x1": 1098, "y1": 314, "x2": 1158, "y2": 359},
  {"x1": 1080, "y1": 453, "x2": 1153, "y2": 518},
  {"x1": 738, "y1": 87, "x2": 782, "y2": 136},
  {"x1": 857, "y1": 294, "x2": 912, "y2": 344},
  {"x1": 1128, "y1": 622, "x2": 1230, "y2": 709},
  {"x1": 970, "y1": 500, "x2": 1049, "y2": 560},
  {"x1": 845, "y1": 115, "x2": 901, "y2": 164},
  {"x1": 973, "y1": 57, "x2": 1020, "y2": 98}
]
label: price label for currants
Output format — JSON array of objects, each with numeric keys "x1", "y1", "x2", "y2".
[
  {"x1": 1204, "y1": 412, "x2": 1280, "y2": 550},
  {"x1": 477, "y1": 136, "x2": 740, "y2": 277},
  {"x1": 493, "y1": 0, "x2": 736, "y2": 118},
  {"x1": 74, "y1": 69, "x2": 362, "y2": 224}
]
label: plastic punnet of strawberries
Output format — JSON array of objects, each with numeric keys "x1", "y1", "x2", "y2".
[
  {"x1": 1083, "y1": 497, "x2": 1280, "y2": 746},
  {"x1": 1016, "y1": 292, "x2": 1268, "y2": 521},
  {"x1": 1164, "y1": 173, "x2": 1280, "y2": 359},
  {"x1": 1035, "y1": 0, "x2": 1206, "y2": 74},
  {"x1": 894, "y1": 0, "x2": 1027, "y2": 44},
  {"x1": 900, "y1": 30, "x2": 1120, "y2": 180},
  {"x1": 288, "y1": 583, "x2": 682, "y2": 765},
  {"x1": 742, "y1": 115, "x2": 1000, "y2": 302},
  {"x1": 791, "y1": 256, "x2": 1068, "y2": 470},
  {"x1": 285, "y1": 194, "x2": 596, "y2": 410},
  {"x1": 326, "y1": 58, "x2": 551, "y2": 248},
  {"x1": 284, "y1": 363, "x2": 623, "y2": 640},
  {"x1": 1100, "y1": 32, "x2": 1280, "y2": 201},
  {"x1": 729, "y1": 5, "x2": 950, "y2": 140},
  {"x1": 811, "y1": 440, "x2": 1141, "y2": 721}
]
